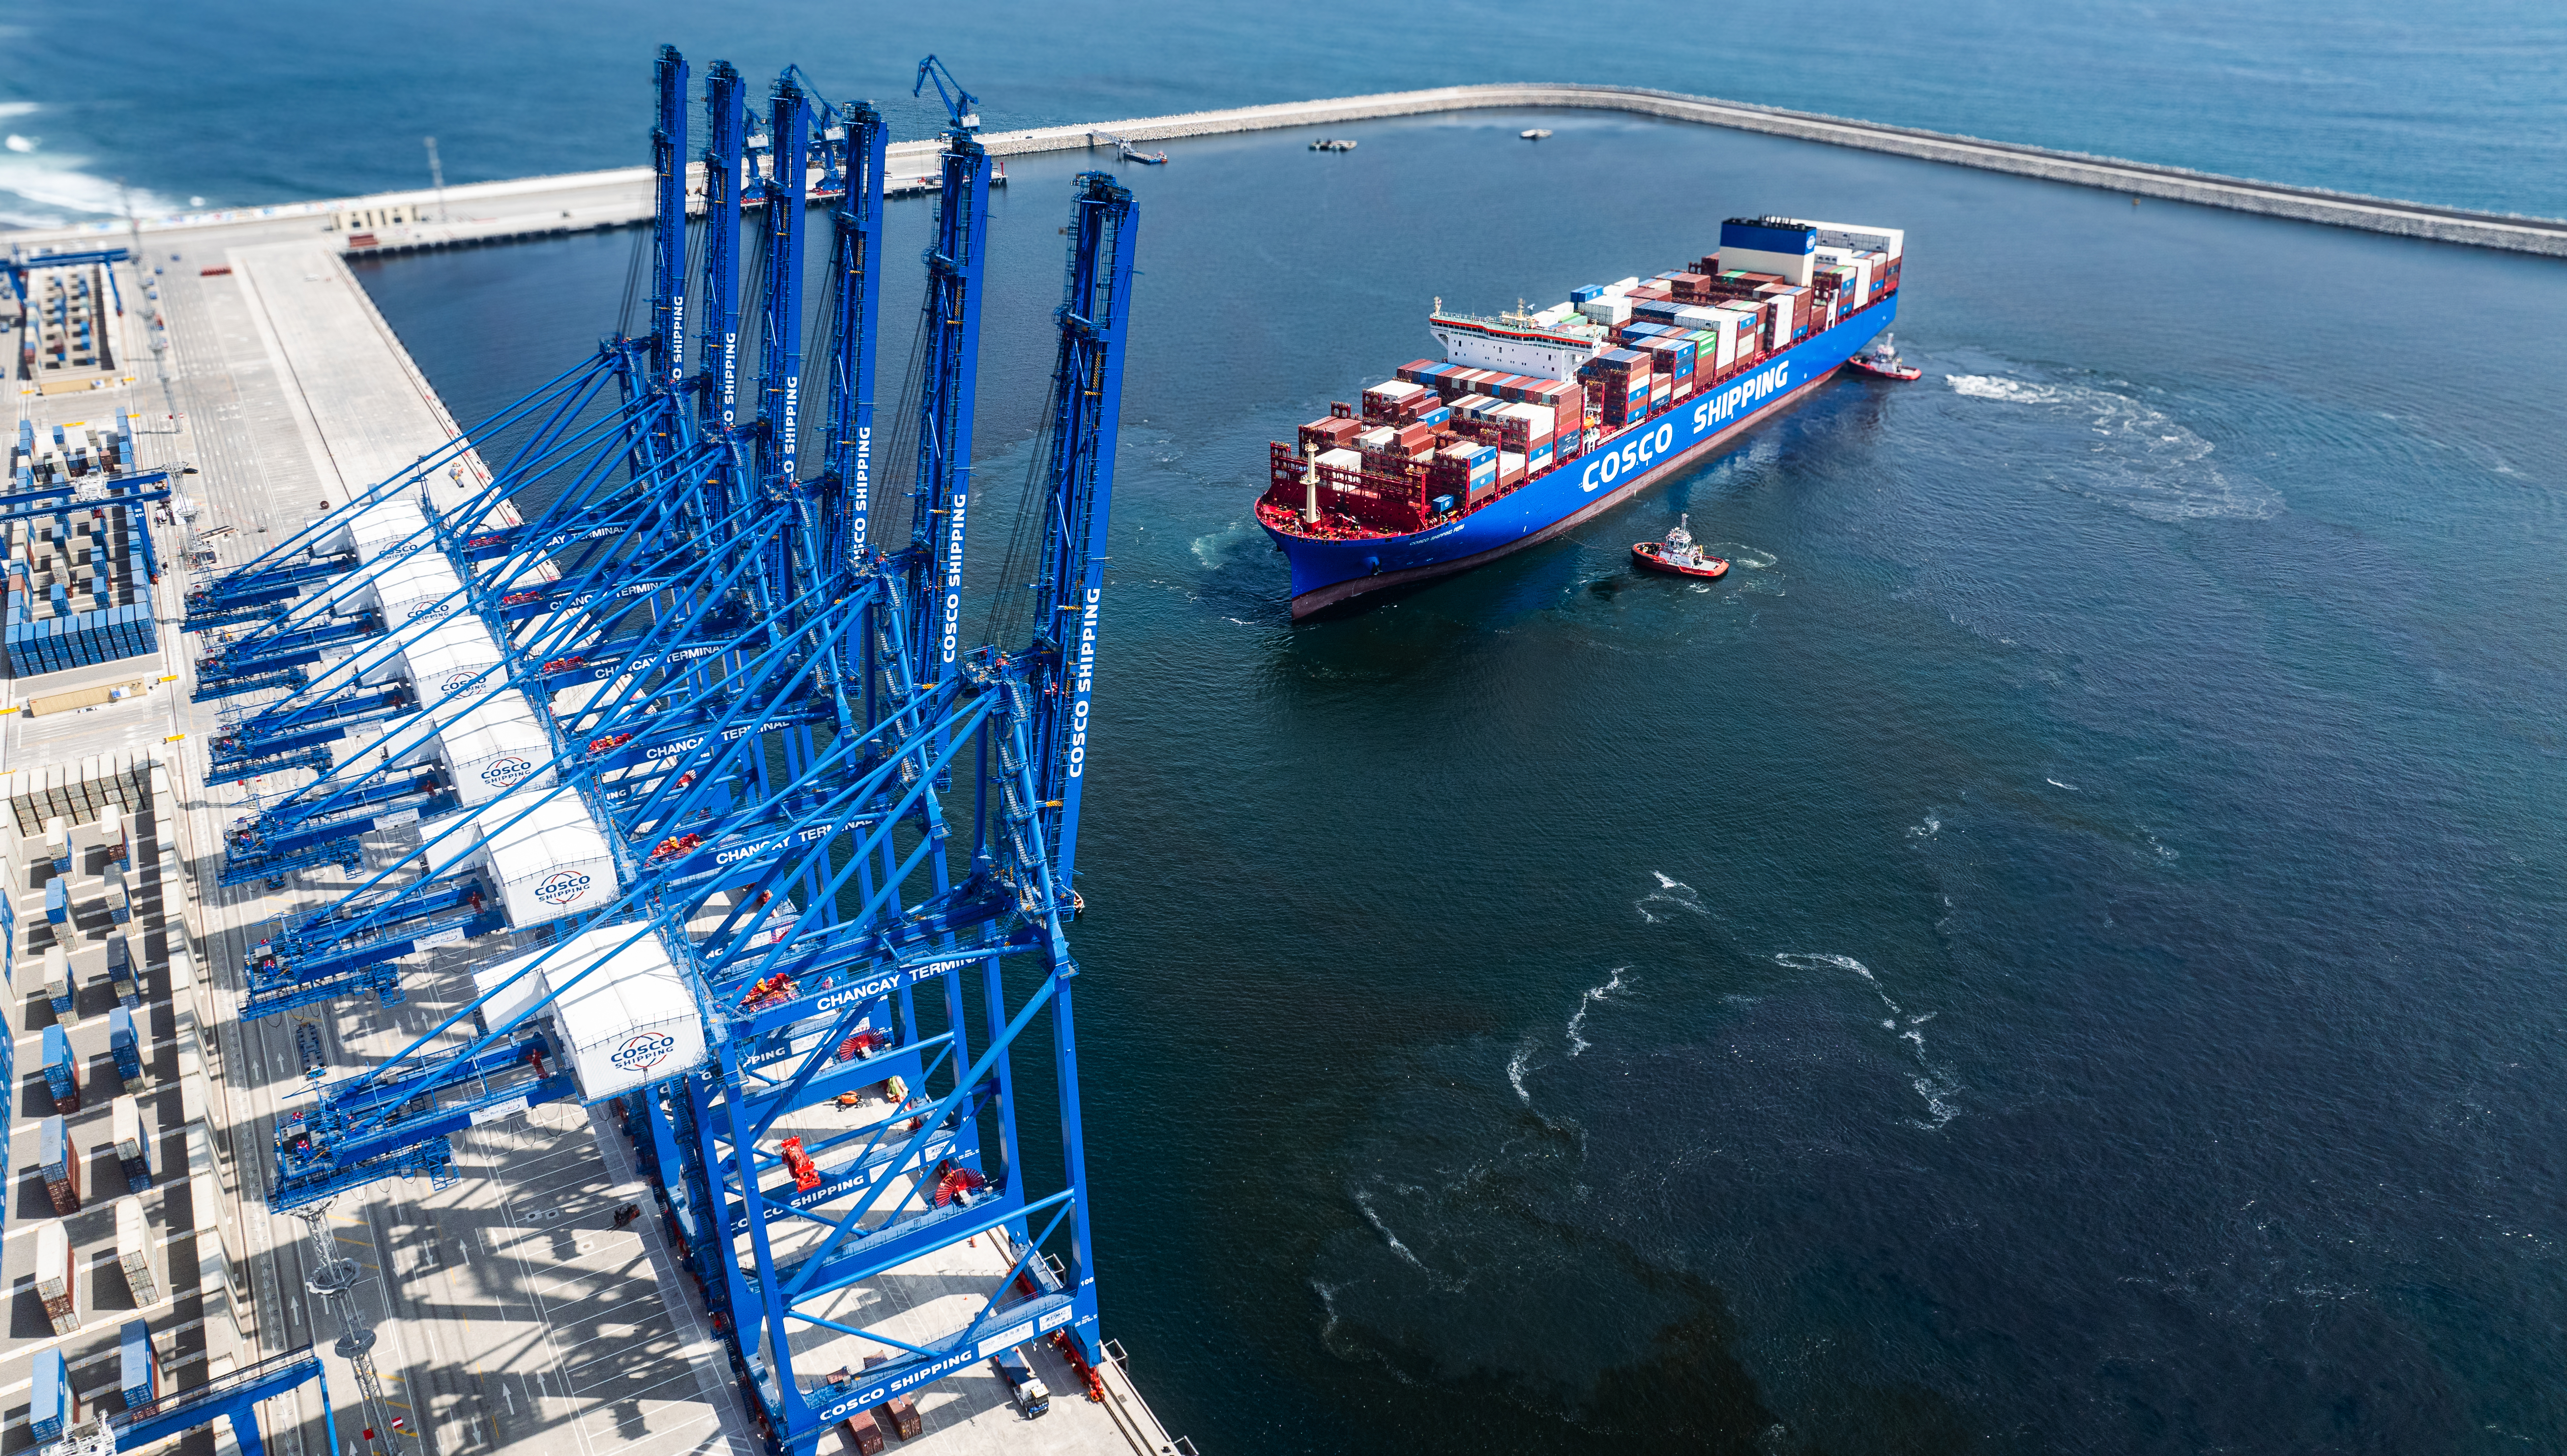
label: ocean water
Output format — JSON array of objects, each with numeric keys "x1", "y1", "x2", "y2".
[
  {"x1": 343, "y1": 110, "x2": 2567, "y2": 1454},
  {"x1": 6, "y1": 0, "x2": 2566, "y2": 227}
]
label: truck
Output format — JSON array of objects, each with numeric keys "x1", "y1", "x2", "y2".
[{"x1": 990, "y1": 1346, "x2": 1051, "y2": 1418}]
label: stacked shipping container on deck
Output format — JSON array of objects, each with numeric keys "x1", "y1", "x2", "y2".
[{"x1": 1262, "y1": 214, "x2": 1902, "y2": 541}]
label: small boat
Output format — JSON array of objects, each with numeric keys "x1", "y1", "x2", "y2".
[
  {"x1": 1098, "y1": 132, "x2": 1168, "y2": 166},
  {"x1": 1520, "y1": 128, "x2": 1552, "y2": 141},
  {"x1": 1631, "y1": 515, "x2": 1730, "y2": 580},
  {"x1": 1846, "y1": 330, "x2": 1921, "y2": 380},
  {"x1": 1309, "y1": 138, "x2": 1358, "y2": 152}
]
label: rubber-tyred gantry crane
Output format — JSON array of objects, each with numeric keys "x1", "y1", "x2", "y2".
[{"x1": 179, "y1": 43, "x2": 1140, "y2": 1453}]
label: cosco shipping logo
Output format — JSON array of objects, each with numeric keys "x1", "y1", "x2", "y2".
[
  {"x1": 610, "y1": 1031, "x2": 678, "y2": 1074},
  {"x1": 533, "y1": 869, "x2": 592, "y2": 906},
  {"x1": 481, "y1": 755, "x2": 534, "y2": 787},
  {"x1": 1580, "y1": 422, "x2": 1677, "y2": 493},
  {"x1": 439, "y1": 670, "x2": 478, "y2": 695}
]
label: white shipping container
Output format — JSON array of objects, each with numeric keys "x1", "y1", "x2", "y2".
[
  {"x1": 43, "y1": 815, "x2": 68, "y2": 865},
  {"x1": 1577, "y1": 295, "x2": 1635, "y2": 326},
  {"x1": 180, "y1": 1069, "x2": 207, "y2": 1129},
  {"x1": 192, "y1": 1172, "x2": 240, "y2": 1269},
  {"x1": 1794, "y1": 218, "x2": 1903, "y2": 261},
  {"x1": 1492, "y1": 402, "x2": 1558, "y2": 443},
  {"x1": 1313, "y1": 447, "x2": 1362, "y2": 473},
  {"x1": 111, "y1": 1094, "x2": 143, "y2": 1159},
  {"x1": 479, "y1": 787, "x2": 617, "y2": 929},
  {"x1": 44, "y1": 943, "x2": 68, "y2": 998},
  {"x1": 1498, "y1": 451, "x2": 1527, "y2": 486},
  {"x1": 115, "y1": 1198, "x2": 157, "y2": 1305},
  {"x1": 35, "y1": 1221, "x2": 73, "y2": 1301},
  {"x1": 439, "y1": 689, "x2": 552, "y2": 805},
  {"x1": 1598, "y1": 276, "x2": 1642, "y2": 298}
]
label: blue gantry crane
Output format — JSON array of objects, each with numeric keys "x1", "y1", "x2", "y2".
[
  {"x1": 31, "y1": 1347, "x2": 342, "y2": 1456},
  {"x1": 177, "y1": 45, "x2": 1141, "y2": 1450}
]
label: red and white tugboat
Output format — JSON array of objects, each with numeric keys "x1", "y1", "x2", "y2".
[
  {"x1": 1632, "y1": 514, "x2": 1731, "y2": 580},
  {"x1": 1846, "y1": 330, "x2": 1921, "y2": 380}
]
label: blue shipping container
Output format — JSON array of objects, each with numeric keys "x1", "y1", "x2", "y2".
[
  {"x1": 120, "y1": 1320, "x2": 157, "y2": 1407},
  {"x1": 30, "y1": 1350, "x2": 73, "y2": 1441}
]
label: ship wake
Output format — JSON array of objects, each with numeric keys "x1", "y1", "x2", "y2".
[{"x1": 1944, "y1": 372, "x2": 2278, "y2": 523}]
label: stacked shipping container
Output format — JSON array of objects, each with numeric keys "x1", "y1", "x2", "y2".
[
  {"x1": 1261, "y1": 214, "x2": 1902, "y2": 541},
  {"x1": 40, "y1": 1113, "x2": 82, "y2": 1213},
  {"x1": 1, "y1": 502, "x2": 159, "y2": 677},
  {"x1": 35, "y1": 1221, "x2": 78, "y2": 1333}
]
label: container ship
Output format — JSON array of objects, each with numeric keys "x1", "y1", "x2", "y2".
[{"x1": 1259, "y1": 216, "x2": 1904, "y2": 616}]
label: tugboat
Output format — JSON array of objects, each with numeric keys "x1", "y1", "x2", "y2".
[
  {"x1": 1846, "y1": 330, "x2": 1921, "y2": 381},
  {"x1": 1631, "y1": 515, "x2": 1731, "y2": 580}
]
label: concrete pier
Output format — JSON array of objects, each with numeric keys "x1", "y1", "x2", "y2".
[{"x1": 9, "y1": 83, "x2": 2564, "y2": 260}]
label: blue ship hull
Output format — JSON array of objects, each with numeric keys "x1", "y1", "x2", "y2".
[{"x1": 1268, "y1": 293, "x2": 1899, "y2": 617}]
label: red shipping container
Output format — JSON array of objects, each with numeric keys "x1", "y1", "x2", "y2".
[
  {"x1": 859, "y1": 1357, "x2": 922, "y2": 1439},
  {"x1": 838, "y1": 1414, "x2": 885, "y2": 1456},
  {"x1": 1297, "y1": 417, "x2": 1361, "y2": 455}
]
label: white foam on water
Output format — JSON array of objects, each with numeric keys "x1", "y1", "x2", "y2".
[
  {"x1": 0, "y1": 146, "x2": 174, "y2": 228},
  {"x1": 1945, "y1": 372, "x2": 2278, "y2": 522},
  {"x1": 1636, "y1": 871, "x2": 1711, "y2": 924},
  {"x1": 2047, "y1": 777, "x2": 2080, "y2": 791},
  {"x1": 1908, "y1": 812, "x2": 1942, "y2": 839},
  {"x1": 1505, "y1": 1040, "x2": 1537, "y2": 1104},
  {"x1": 1351, "y1": 1186, "x2": 1468, "y2": 1293},
  {"x1": 1701, "y1": 542, "x2": 1777, "y2": 570},
  {"x1": 1565, "y1": 965, "x2": 1626, "y2": 1056},
  {"x1": 1946, "y1": 374, "x2": 2066, "y2": 404},
  {"x1": 1777, "y1": 952, "x2": 1965, "y2": 1129},
  {"x1": 0, "y1": 104, "x2": 38, "y2": 119}
]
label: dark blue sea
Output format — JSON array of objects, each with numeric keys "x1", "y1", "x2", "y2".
[{"x1": 50, "y1": 7, "x2": 2567, "y2": 1453}]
